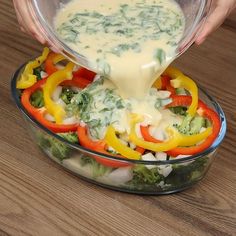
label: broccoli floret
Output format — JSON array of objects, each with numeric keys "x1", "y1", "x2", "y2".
[
  {"x1": 37, "y1": 132, "x2": 51, "y2": 149},
  {"x1": 178, "y1": 114, "x2": 193, "y2": 134},
  {"x1": 50, "y1": 132, "x2": 78, "y2": 161},
  {"x1": 205, "y1": 118, "x2": 212, "y2": 128},
  {"x1": 165, "y1": 157, "x2": 209, "y2": 186},
  {"x1": 80, "y1": 156, "x2": 93, "y2": 166},
  {"x1": 175, "y1": 88, "x2": 187, "y2": 95},
  {"x1": 130, "y1": 165, "x2": 164, "y2": 185},
  {"x1": 80, "y1": 156, "x2": 112, "y2": 178},
  {"x1": 51, "y1": 140, "x2": 71, "y2": 161},
  {"x1": 36, "y1": 132, "x2": 78, "y2": 162},
  {"x1": 30, "y1": 90, "x2": 44, "y2": 108},
  {"x1": 58, "y1": 132, "x2": 78, "y2": 143},
  {"x1": 126, "y1": 157, "x2": 209, "y2": 191},
  {"x1": 91, "y1": 161, "x2": 112, "y2": 178},
  {"x1": 169, "y1": 106, "x2": 187, "y2": 116},
  {"x1": 175, "y1": 114, "x2": 207, "y2": 135},
  {"x1": 60, "y1": 87, "x2": 78, "y2": 104},
  {"x1": 33, "y1": 67, "x2": 42, "y2": 80},
  {"x1": 190, "y1": 116, "x2": 205, "y2": 134}
]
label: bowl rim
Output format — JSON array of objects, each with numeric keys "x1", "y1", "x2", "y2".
[
  {"x1": 176, "y1": 0, "x2": 212, "y2": 57},
  {"x1": 11, "y1": 61, "x2": 227, "y2": 165}
]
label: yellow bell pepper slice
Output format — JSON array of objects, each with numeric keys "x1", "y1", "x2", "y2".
[
  {"x1": 179, "y1": 127, "x2": 213, "y2": 147},
  {"x1": 52, "y1": 54, "x2": 66, "y2": 64},
  {"x1": 152, "y1": 77, "x2": 162, "y2": 89},
  {"x1": 170, "y1": 75, "x2": 198, "y2": 116},
  {"x1": 17, "y1": 47, "x2": 50, "y2": 89},
  {"x1": 129, "y1": 114, "x2": 212, "y2": 152},
  {"x1": 105, "y1": 126, "x2": 141, "y2": 160},
  {"x1": 152, "y1": 66, "x2": 184, "y2": 90},
  {"x1": 43, "y1": 62, "x2": 75, "y2": 124},
  {"x1": 163, "y1": 66, "x2": 183, "y2": 79},
  {"x1": 129, "y1": 114, "x2": 181, "y2": 152},
  {"x1": 162, "y1": 66, "x2": 198, "y2": 116}
]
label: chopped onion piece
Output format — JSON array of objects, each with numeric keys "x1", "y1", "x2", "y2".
[
  {"x1": 63, "y1": 116, "x2": 78, "y2": 125},
  {"x1": 149, "y1": 126, "x2": 166, "y2": 141},
  {"x1": 105, "y1": 167, "x2": 133, "y2": 185},
  {"x1": 56, "y1": 98, "x2": 66, "y2": 108},
  {"x1": 158, "y1": 165, "x2": 172, "y2": 177},
  {"x1": 200, "y1": 127, "x2": 207, "y2": 133},
  {"x1": 156, "y1": 90, "x2": 171, "y2": 99},
  {"x1": 155, "y1": 152, "x2": 167, "y2": 161},
  {"x1": 129, "y1": 142, "x2": 136, "y2": 149},
  {"x1": 40, "y1": 71, "x2": 48, "y2": 78},
  {"x1": 161, "y1": 98, "x2": 172, "y2": 106},
  {"x1": 44, "y1": 113, "x2": 55, "y2": 122},
  {"x1": 52, "y1": 86, "x2": 62, "y2": 102},
  {"x1": 142, "y1": 153, "x2": 157, "y2": 169}
]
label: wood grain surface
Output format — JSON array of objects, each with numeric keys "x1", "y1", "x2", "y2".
[{"x1": 0, "y1": 1, "x2": 236, "y2": 235}]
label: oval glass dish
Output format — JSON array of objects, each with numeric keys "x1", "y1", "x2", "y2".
[{"x1": 11, "y1": 62, "x2": 226, "y2": 195}]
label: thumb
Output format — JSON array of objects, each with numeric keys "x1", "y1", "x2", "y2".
[{"x1": 195, "y1": 5, "x2": 229, "y2": 45}]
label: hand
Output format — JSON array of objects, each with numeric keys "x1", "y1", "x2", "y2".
[
  {"x1": 196, "y1": 0, "x2": 236, "y2": 45},
  {"x1": 13, "y1": 0, "x2": 46, "y2": 44}
]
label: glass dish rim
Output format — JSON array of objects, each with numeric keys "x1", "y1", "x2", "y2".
[
  {"x1": 177, "y1": 0, "x2": 212, "y2": 57},
  {"x1": 11, "y1": 61, "x2": 227, "y2": 166},
  {"x1": 31, "y1": 0, "x2": 212, "y2": 68}
]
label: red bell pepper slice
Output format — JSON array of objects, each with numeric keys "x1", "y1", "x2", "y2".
[
  {"x1": 44, "y1": 52, "x2": 63, "y2": 76},
  {"x1": 77, "y1": 125, "x2": 106, "y2": 150},
  {"x1": 77, "y1": 125, "x2": 132, "y2": 167},
  {"x1": 167, "y1": 96, "x2": 221, "y2": 157},
  {"x1": 166, "y1": 95, "x2": 207, "y2": 109},
  {"x1": 135, "y1": 146, "x2": 145, "y2": 155},
  {"x1": 34, "y1": 110, "x2": 78, "y2": 133},
  {"x1": 140, "y1": 125, "x2": 162, "y2": 143},
  {"x1": 21, "y1": 78, "x2": 46, "y2": 116},
  {"x1": 140, "y1": 95, "x2": 221, "y2": 156},
  {"x1": 167, "y1": 96, "x2": 221, "y2": 156},
  {"x1": 161, "y1": 75, "x2": 176, "y2": 95},
  {"x1": 21, "y1": 78, "x2": 78, "y2": 133},
  {"x1": 73, "y1": 67, "x2": 96, "y2": 81},
  {"x1": 61, "y1": 76, "x2": 92, "y2": 89},
  {"x1": 45, "y1": 52, "x2": 96, "y2": 84},
  {"x1": 45, "y1": 52, "x2": 94, "y2": 89}
]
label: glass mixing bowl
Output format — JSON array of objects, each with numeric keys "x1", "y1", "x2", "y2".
[
  {"x1": 23, "y1": 0, "x2": 212, "y2": 70},
  {"x1": 11, "y1": 61, "x2": 226, "y2": 195}
]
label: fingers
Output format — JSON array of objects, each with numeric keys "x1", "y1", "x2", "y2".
[
  {"x1": 195, "y1": 0, "x2": 236, "y2": 45},
  {"x1": 13, "y1": 0, "x2": 46, "y2": 44},
  {"x1": 195, "y1": 6, "x2": 228, "y2": 45}
]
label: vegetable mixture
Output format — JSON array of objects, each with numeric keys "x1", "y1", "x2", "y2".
[{"x1": 16, "y1": 48, "x2": 221, "y2": 190}]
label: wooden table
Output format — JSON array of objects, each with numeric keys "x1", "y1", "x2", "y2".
[{"x1": 0, "y1": 1, "x2": 235, "y2": 235}]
